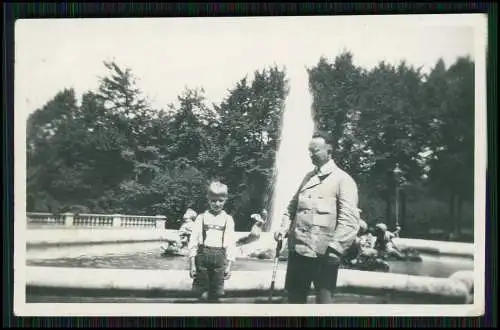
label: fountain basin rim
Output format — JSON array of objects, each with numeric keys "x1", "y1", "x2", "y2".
[
  {"x1": 24, "y1": 266, "x2": 473, "y2": 304},
  {"x1": 392, "y1": 238, "x2": 474, "y2": 258}
]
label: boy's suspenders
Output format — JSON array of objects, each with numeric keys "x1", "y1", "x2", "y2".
[{"x1": 202, "y1": 212, "x2": 228, "y2": 248}]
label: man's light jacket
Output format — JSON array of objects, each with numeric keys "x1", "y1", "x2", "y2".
[{"x1": 281, "y1": 159, "x2": 361, "y2": 258}]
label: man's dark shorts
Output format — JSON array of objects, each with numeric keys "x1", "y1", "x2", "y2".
[{"x1": 285, "y1": 250, "x2": 340, "y2": 303}]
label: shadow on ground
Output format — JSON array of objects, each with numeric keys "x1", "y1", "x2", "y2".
[{"x1": 26, "y1": 293, "x2": 391, "y2": 304}]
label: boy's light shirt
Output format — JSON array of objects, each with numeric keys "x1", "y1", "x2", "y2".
[{"x1": 187, "y1": 210, "x2": 237, "y2": 262}]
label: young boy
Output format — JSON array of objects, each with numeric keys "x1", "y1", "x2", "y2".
[{"x1": 187, "y1": 180, "x2": 236, "y2": 302}]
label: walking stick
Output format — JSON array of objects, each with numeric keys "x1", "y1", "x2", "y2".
[{"x1": 268, "y1": 236, "x2": 284, "y2": 302}]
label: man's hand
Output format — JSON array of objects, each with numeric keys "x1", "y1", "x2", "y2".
[
  {"x1": 273, "y1": 230, "x2": 283, "y2": 242},
  {"x1": 274, "y1": 215, "x2": 291, "y2": 242},
  {"x1": 274, "y1": 228, "x2": 288, "y2": 242},
  {"x1": 189, "y1": 267, "x2": 196, "y2": 278},
  {"x1": 325, "y1": 247, "x2": 342, "y2": 265}
]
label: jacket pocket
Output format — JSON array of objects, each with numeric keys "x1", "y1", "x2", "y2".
[{"x1": 315, "y1": 197, "x2": 336, "y2": 214}]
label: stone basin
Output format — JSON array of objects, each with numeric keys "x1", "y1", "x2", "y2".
[{"x1": 24, "y1": 229, "x2": 476, "y2": 305}]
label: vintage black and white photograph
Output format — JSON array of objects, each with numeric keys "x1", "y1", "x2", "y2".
[{"x1": 14, "y1": 14, "x2": 487, "y2": 316}]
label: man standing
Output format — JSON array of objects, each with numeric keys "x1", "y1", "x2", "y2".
[{"x1": 274, "y1": 130, "x2": 360, "y2": 304}]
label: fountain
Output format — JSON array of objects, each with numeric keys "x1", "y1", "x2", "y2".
[
  {"x1": 25, "y1": 235, "x2": 474, "y2": 304},
  {"x1": 267, "y1": 66, "x2": 315, "y2": 233}
]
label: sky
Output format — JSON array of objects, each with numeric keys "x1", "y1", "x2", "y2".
[{"x1": 15, "y1": 14, "x2": 481, "y2": 122}]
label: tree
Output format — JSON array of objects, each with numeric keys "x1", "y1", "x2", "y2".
[
  {"x1": 26, "y1": 88, "x2": 82, "y2": 211},
  {"x1": 307, "y1": 51, "x2": 368, "y2": 177},
  {"x1": 424, "y1": 56, "x2": 475, "y2": 235},
  {"x1": 357, "y1": 60, "x2": 426, "y2": 228},
  {"x1": 307, "y1": 52, "x2": 428, "y2": 228},
  {"x1": 217, "y1": 66, "x2": 289, "y2": 229}
]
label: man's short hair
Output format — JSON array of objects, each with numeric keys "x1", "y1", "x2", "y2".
[
  {"x1": 312, "y1": 130, "x2": 333, "y2": 146},
  {"x1": 207, "y1": 180, "x2": 229, "y2": 198}
]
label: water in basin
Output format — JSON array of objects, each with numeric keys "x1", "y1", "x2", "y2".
[{"x1": 27, "y1": 242, "x2": 473, "y2": 278}]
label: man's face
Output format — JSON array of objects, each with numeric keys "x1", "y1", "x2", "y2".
[
  {"x1": 208, "y1": 195, "x2": 227, "y2": 213},
  {"x1": 182, "y1": 213, "x2": 192, "y2": 222},
  {"x1": 308, "y1": 137, "x2": 331, "y2": 167}
]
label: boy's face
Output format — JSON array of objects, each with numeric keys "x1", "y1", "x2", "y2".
[{"x1": 208, "y1": 195, "x2": 227, "y2": 213}]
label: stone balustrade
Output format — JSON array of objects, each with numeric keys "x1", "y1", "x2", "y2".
[
  {"x1": 26, "y1": 212, "x2": 474, "y2": 259},
  {"x1": 27, "y1": 212, "x2": 66, "y2": 225},
  {"x1": 27, "y1": 212, "x2": 167, "y2": 229}
]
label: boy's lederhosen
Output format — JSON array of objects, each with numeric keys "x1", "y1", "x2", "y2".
[{"x1": 192, "y1": 214, "x2": 228, "y2": 298}]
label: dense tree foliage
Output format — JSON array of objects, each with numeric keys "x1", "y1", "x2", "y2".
[
  {"x1": 308, "y1": 52, "x2": 475, "y2": 238},
  {"x1": 27, "y1": 62, "x2": 288, "y2": 230}
]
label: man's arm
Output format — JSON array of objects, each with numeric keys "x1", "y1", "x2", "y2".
[
  {"x1": 279, "y1": 200, "x2": 296, "y2": 236},
  {"x1": 329, "y1": 175, "x2": 361, "y2": 256}
]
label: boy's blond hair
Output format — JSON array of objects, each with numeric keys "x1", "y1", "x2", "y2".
[{"x1": 207, "y1": 180, "x2": 228, "y2": 198}]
